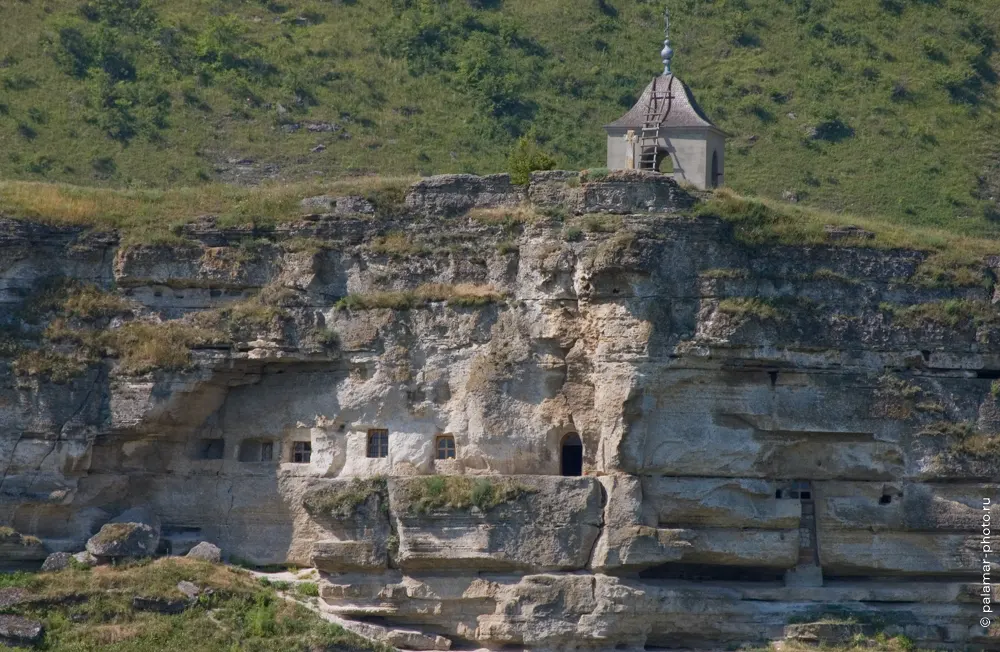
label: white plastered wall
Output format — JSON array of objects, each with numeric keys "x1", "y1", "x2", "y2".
[{"x1": 605, "y1": 127, "x2": 725, "y2": 190}]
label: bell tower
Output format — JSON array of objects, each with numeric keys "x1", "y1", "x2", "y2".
[{"x1": 603, "y1": 8, "x2": 727, "y2": 190}]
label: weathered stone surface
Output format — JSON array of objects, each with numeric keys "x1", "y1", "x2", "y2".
[
  {"x1": 86, "y1": 507, "x2": 161, "y2": 559},
  {"x1": 579, "y1": 169, "x2": 695, "y2": 214},
  {"x1": 321, "y1": 571, "x2": 986, "y2": 650},
  {"x1": 176, "y1": 581, "x2": 200, "y2": 600},
  {"x1": 311, "y1": 540, "x2": 386, "y2": 572},
  {"x1": 527, "y1": 170, "x2": 583, "y2": 211},
  {"x1": 642, "y1": 477, "x2": 801, "y2": 529},
  {"x1": 41, "y1": 552, "x2": 72, "y2": 572},
  {"x1": 0, "y1": 589, "x2": 29, "y2": 610},
  {"x1": 72, "y1": 551, "x2": 98, "y2": 567},
  {"x1": 0, "y1": 615, "x2": 43, "y2": 647},
  {"x1": 0, "y1": 529, "x2": 46, "y2": 562},
  {"x1": 4, "y1": 174, "x2": 1000, "y2": 649},
  {"x1": 820, "y1": 531, "x2": 981, "y2": 576},
  {"x1": 404, "y1": 173, "x2": 525, "y2": 215},
  {"x1": 300, "y1": 195, "x2": 375, "y2": 216},
  {"x1": 389, "y1": 476, "x2": 602, "y2": 572},
  {"x1": 186, "y1": 541, "x2": 222, "y2": 563}
]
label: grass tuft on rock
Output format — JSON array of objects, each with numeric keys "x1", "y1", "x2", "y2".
[
  {"x1": 698, "y1": 189, "x2": 1000, "y2": 289},
  {"x1": 879, "y1": 300, "x2": 997, "y2": 329},
  {"x1": 717, "y1": 297, "x2": 785, "y2": 322},
  {"x1": 401, "y1": 475, "x2": 535, "y2": 514},
  {"x1": 0, "y1": 177, "x2": 415, "y2": 246},
  {"x1": 303, "y1": 477, "x2": 388, "y2": 520}
]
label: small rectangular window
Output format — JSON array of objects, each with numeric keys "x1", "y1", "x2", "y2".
[
  {"x1": 293, "y1": 441, "x2": 312, "y2": 464},
  {"x1": 367, "y1": 429, "x2": 389, "y2": 458},
  {"x1": 436, "y1": 435, "x2": 456, "y2": 460},
  {"x1": 260, "y1": 442, "x2": 273, "y2": 462}
]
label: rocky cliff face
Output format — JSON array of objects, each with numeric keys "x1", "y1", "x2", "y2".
[{"x1": 1, "y1": 171, "x2": 998, "y2": 649}]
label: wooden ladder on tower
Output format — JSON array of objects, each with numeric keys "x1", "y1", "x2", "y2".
[{"x1": 638, "y1": 77, "x2": 674, "y2": 171}]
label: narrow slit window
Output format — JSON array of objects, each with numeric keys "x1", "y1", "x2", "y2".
[
  {"x1": 293, "y1": 441, "x2": 312, "y2": 464},
  {"x1": 367, "y1": 429, "x2": 389, "y2": 458},
  {"x1": 436, "y1": 435, "x2": 456, "y2": 460}
]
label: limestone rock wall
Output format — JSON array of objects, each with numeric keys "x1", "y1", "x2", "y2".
[{"x1": 1, "y1": 170, "x2": 998, "y2": 648}]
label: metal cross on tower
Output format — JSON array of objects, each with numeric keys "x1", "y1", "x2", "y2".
[{"x1": 638, "y1": 7, "x2": 675, "y2": 171}]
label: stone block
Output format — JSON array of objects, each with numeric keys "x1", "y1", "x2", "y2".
[
  {"x1": 579, "y1": 170, "x2": 694, "y2": 214},
  {"x1": 186, "y1": 541, "x2": 222, "y2": 563},
  {"x1": 86, "y1": 507, "x2": 160, "y2": 560},
  {"x1": 389, "y1": 476, "x2": 602, "y2": 572},
  {"x1": 404, "y1": 174, "x2": 526, "y2": 216},
  {"x1": 312, "y1": 539, "x2": 386, "y2": 572}
]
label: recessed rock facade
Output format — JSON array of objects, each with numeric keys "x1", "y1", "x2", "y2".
[{"x1": 1, "y1": 170, "x2": 998, "y2": 649}]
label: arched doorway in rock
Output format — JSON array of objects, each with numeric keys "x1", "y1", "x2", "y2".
[{"x1": 560, "y1": 433, "x2": 583, "y2": 477}]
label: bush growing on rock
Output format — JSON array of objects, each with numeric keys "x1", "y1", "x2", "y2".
[{"x1": 507, "y1": 132, "x2": 556, "y2": 185}]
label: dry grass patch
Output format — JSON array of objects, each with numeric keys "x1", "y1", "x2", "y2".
[
  {"x1": 468, "y1": 205, "x2": 540, "y2": 227},
  {"x1": 0, "y1": 177, "x2": 415, "y2": 245},
  {"x1": 717, "y1": 297, "x2": 784, "y2": 322},
  {"x1": 13, "y1": 350, "x2": 90, "y2": 383},
  {"x1": 880, "y1": 299, "x2": 996, "y2": 329},
  {"x1": 109, "y1": 322, "x2": 223, "y2": 374},
  {"x1": 698, "y1": 188, "x2": 1000, "y2": 289},
  {"x1": 366, "y1": 231, "x2": 430, "y2": 257}
]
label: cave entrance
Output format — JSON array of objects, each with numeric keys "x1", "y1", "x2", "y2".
[{"x1": 560, "y1": 433, "x2": 583, "y2": 477}]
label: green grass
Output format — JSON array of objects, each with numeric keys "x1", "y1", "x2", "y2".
[
  {"x1": 399, "y1": 475, "x2": 535, "y2": 514},
  {"x1": 698, "y1": 189, "x2": 1000, "y2": 288},
  {"x1": 879, "y1": 299, "x2": 996, "y2": 329},
  {"x1": 302, "y1": 477, "x2": 388, "y2": 520},
  {"x1": 0, "y1": 557, "x2": 387, "y2": 651},
  {"x1": 0, "y1": 0, "x2": 998, "y2": 231},
  {"x1": 717, "y1": 297, "x2": 784, "y2": 322}
]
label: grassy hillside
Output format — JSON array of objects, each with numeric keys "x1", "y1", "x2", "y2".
[
  {"x1": 0, "y1": 0, "x2": 999, "y2": 231},
  {"x1": 0, "y1": 558, "x2": 385, "y2": 651}
]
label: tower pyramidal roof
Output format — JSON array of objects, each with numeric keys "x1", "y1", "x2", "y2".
[{"x1": 604, "y1": 8, "x2": 723, "y2": 133}]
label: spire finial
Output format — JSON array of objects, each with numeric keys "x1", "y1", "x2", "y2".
[{"x1": 660, "y1": 7, "x2": 673, "y2": 75}]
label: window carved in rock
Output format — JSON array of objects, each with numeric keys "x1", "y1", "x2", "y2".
[
  {"x1": 436, "y1": 435, "x2": 456, "y2": 460},
  {"x1": 293, "y1": 441, "x2": 312, "y2": 464},
  {"x1": 367, "y1": 429, "x2": 389, "y2": 458}
]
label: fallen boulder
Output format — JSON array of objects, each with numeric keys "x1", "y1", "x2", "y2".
[
  {"x1": 132, "y1": 596, "x2": 188, "y2": 615},
  {"x1": 185, "y1": 541, "x2": 222, "y2": 563},
  {"x1": 176, "y1": 581, "x2": 200, "y2": 600},
  {"x1": 0, "y1": 615, "x2": 43, "y2": 647},
  {"x1": 41, "y1": 552, "x2": 72, "y2": 572},
  {"x1": 72, "y1": 551, "x2": 98, "y2": 567},
  {"x1": 86, "y1": 507, "x2": 161, "y2": 560}
]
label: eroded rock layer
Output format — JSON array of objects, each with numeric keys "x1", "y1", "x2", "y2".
[{"x1": 1, "y1": 171, "x2": 998, "y2": 649}]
